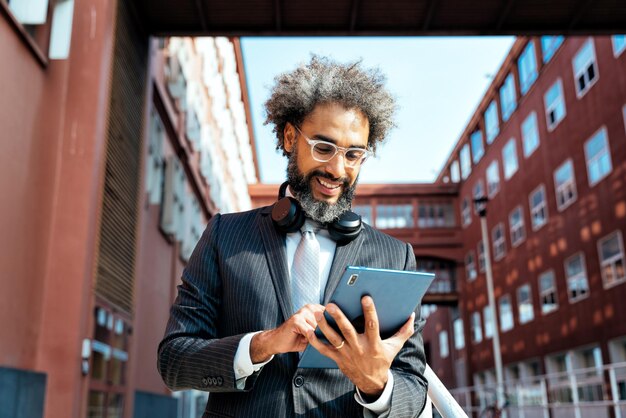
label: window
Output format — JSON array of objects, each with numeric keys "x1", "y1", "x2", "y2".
[
  {"x1": 418, "y1": 203, "x2": 455, "y2": 228},
  {"x1": 572, "y1": 38, "x2": 598, "y2": 97},
  {"x1": 529, "y1": 185, "x2": 548, "y2": 230},
  {"x1": 541, "y1": 36, "x2": 564, "y2": 63},
  {"x1": 554, "y1": 160, "x2": 577, "y2": 211},
  {"x1": 466, "y1": 251, "x2": 477, "y2": 281},
  {"x1": 499, "y1": 74, "x2": 517, "y2": 122},
  {"x1": 502, "y1": 138, "x2": 519, "y2": 180},
  {"x1": 565, "y1": 253, "x2": 589, "y2": 302},
  {"x1": 146, "y1": 109, "x2": 164, "y2": 205},
  {"x1": 598, "y1": 231, "x2": 626, "y2": 288},
  {"x1": 460, "y1": 144, "x2": 472, "y2": 180},
  {"x1": 492, "y1": 223, "x2": 506, "y2": 261},
  {"x1": 462, "y1": 197, "x2": 471, "y2": 227},
  {"x1": 471, "y1": 130, "x2": 485, "y2": 164},
  {"x1": 499, "y1": 295, "x2": 514, "y2": 332},
  {"x1": 539, "y1": 270, "x2": 558, "y2": 314},
  {"x1": 375, "y1": 204, "x2": 414, "y2": 229},
  {"x1": 353, "y1": 205, "x2": 372, "y2": 225},
  {"x1": 544, "y1": 79, "x2": 566, "y2": 131},
  {"x1": 439, "y1": 331, "x2": 449, "y2": 358},
  {"x1": 486, "y1": 160, "x2": 500, "y2": 198},
  {"x1": 471, "y1": 312, "x2": 483, "y2": 343},
  {"x1": 519, "y1": 41, "x2": 538, "y2": 94},
  {"x1": 509, "y1": 206, "x2": 526, "y2": 247},
  {"x1": 161, "y1": 156, "x2": 187, "y2": 239},
  {"x1": 89, "y1": 306, "x2": 130, "y2": 418},
  {"x1": 477, "y1": 241, "x2": 486, "y2": 273},
  {"x1": 522, "y1": 112, "x2": 540, "y2": 158},
  {"x1": 454, "y1": 318, "x2": 465, "y2": 349},
  {"x1": 584, "y1": 127, "x2": 612, "y2": 186},
  {"x1": 485, "y1": 101, "x2": 500, "y2": 144},
  {"x1": 181, "y1": 194, "x2": 204, "y2": 262},
  {"x1": 613, "y1": 35, "x2": 626, "y2": 56},
  {"x1": 450, "y1": 160, "x2": 460, "y2": 183},
  {"x1": 517, "y1": 284, "x2": 534, "y2": 324},
  {"x1": 473, "y1": 180, "x2": 485, "y2": 214},
  {"x1": 483, "y1": 306, "x2": 494, "y2": 338}
]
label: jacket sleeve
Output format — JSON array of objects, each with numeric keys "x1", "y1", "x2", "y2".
[
  {"x1": 157, "y1": 213, "x2": 261, "y2": 392},
  {"x1": 383, "y1": 242, "x2": 429, "y2": 418}
]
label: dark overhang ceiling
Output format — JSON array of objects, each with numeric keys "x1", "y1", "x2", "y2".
[{"x1": 136, "y1": 0, "x2": 626, "y2": 37}]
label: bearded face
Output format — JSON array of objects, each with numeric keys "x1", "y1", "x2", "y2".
[{"x1": 286, "y1": 147, "x2": 358, "y2": 224}]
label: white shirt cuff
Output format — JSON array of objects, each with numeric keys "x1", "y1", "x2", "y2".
[
  {"x1": 233, "y1": 331, "x2": 274, "y2": 389},
  {"x1": 354, "y1": 370, "x2": 394, "y2": 416}
]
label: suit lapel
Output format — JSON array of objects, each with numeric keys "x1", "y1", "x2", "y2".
[
  {"x1": 258, "y1": 208, "x2": 293, "y2": 322},
  {"x1": 323, "y1": 231, "x2": 365, "y2": 304}
]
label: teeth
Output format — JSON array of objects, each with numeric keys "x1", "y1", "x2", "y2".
[{"x1": 319, "y1": 178, "x2": 340, "y2": 189}]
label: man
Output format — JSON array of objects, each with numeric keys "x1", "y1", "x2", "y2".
[{"x1": 158, "y1": 56, "x2": 428, "y2": 417}]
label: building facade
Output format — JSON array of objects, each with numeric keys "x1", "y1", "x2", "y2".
[
  {"x1": 0, "y1": 1, "x2": 256, "y2": 417},
  {"x1": 433, "y1": 36, "x2": 626, "y2": 416}
]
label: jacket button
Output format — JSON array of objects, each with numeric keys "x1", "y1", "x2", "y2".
[
  {"x1": 201, "y1": 377, "x2": 209, "y2": 387},
  {"x1": 294, "y1": 375, "x2": 304, "y2": 387}
]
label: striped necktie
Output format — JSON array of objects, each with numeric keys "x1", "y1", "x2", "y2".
[{"x1": 291, "y1": 220, "x2": 321, "y2": 313}]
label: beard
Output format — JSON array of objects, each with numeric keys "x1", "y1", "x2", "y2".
[{"x1": 286, "y1": 149, "x2": 358, "y2": 224}]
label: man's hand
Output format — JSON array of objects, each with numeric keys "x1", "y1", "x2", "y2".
[
  {"x1": 250, "y1": 304, "x2": 325, "y2": 363},
  {"x1": 306, "y1": 296, "x2": 415, "y2": 397}
]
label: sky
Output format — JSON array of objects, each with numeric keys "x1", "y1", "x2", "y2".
[{"x1": 241, "y1": 37, "x2": 516, "y2": 184}]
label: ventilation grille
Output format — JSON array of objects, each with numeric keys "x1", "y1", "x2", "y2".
[{"x1": 95, "y1": 0, "x2": 148, "y2": 314}]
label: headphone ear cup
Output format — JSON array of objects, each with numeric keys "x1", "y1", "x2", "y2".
[
  {"x1": 271, "y1": 197, "x2": 305, "y2": 234},
  {"x1": 328, "y1": 211, "x2": 362, "y2": 244}
]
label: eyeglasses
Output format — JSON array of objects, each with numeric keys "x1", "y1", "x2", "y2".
[{"x1": 295, "y1": 127, "x2": 372, "y2": 168}]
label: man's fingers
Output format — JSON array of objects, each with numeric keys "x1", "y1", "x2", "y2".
[
  {"x1": 361, "y1": 296, "x2": 380, "y2": 344},
  {"x1": 386, "y1": 312, "x2": 416, "y2": 346},
  {"x1": 315, "y1": 309, "x2": 345, "y2": 347},
  {"x1": 306, "y1": 329, "x2": 338, "y2": 361},
  {"x1": 324, "y1": 304, "x2": 358, "y2": 343}
]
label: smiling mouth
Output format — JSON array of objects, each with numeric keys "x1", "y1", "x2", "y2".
[{"x1": 317, "y1": 177, "x2": 341, "y2": 190}]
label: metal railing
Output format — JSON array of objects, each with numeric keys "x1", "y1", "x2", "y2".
[{"x1": 438, "y1": 361, "x2": 626, "y2": 418}]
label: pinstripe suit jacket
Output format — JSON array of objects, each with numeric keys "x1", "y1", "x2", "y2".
[{"x1": 158, "y1": 205, "x2": 428, "y2": 418}]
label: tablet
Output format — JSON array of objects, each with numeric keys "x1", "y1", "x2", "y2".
[{"x1": 298, "y1": 266, "x2": 435, "y2": 369}]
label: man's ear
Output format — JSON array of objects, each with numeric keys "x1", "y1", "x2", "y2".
[{"x1": 284, "y1": 123, "x2": 296, "y2": 154}]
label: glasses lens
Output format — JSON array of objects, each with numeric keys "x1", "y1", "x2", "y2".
[
  {"x1": 345, "y1": 149, "x2": 366, "y2": 165},
  {"x1": 312, "y1": 142, "x2": 337, "y2": 161}
]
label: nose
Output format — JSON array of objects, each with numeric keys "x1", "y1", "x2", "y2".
[{"x1": 324, "y1": 151, "x2": 347, "y2": 179}]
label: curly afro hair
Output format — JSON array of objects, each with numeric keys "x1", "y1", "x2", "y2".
[{"x1": 264, "y1": 55, "x2": 397, "y2": 155}]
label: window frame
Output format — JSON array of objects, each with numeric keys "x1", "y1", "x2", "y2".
[
  {"x1": 519, "y1": 41, "x2": 538, "y2": 95},
  {"x1": 477, "y1": 241, "x2": 486, "y2": 273},
  {"x1": 613, "y1": 35, "x2": 626, "y2": 57},
  {"x1": 486, "y1": 160, "x2": 500, "y2": 198},
  {"x1": 509, "y1": 205, "x2": 526, "y2": 247},
  {"x1": 529, "y1": 184, "x2": 548, "y2": 231},
  {"x1": 521, "y1": 111, "x2": 540, "y2": 158},
  {"x1": 499, "y1": 294, "x2": 514, "y2": 332},
  {"x1": 483, "y1": 305, "x2": 494, "y2": 338},
  {"x1": 541, "y1": 36, "x2": 564, "y2": 63},
  {"x1": 539, "y1": 270, "x2": 559, "y2": 315},
  {"x1": 492, "y1": 222, "x2": 507, "y2": 262},
  {"x1": 554, "y1": 159, "x2": 578, "y2": 212},
  {"x1": 461, "y1": 197, "x2": 472, "y2": 228},
  {"x1": 453, "y1": 318, "x2": 465, "y2": 350},
  {"x1": 439, "y1": 330, "x2": 449, "y2": 358},
  {"x1": 572, "y1": 38, "x2": 599, "y2": 98},
  {"x1": 460, "y1": 144, "x2": 472, "y2": 180},
  {"x1": 544, "y1": 79, "x2": 567, "y2": 131},
  {"x1": 471, "y1": 130, "x2": 485, "y2": 164},
  {"x1": 598, "y1": 231, "x2": 626, "y2": 289},
  {"x1": 499, "y1": 73, "x2": 517, "y2": 122},
  {"x1": 502, "y1": 138, "x2": 519, "y2": 180},
  {"x1": 471, "y1": 311, "x2": 483, "y2": 343},
  {"x1": 485, "y1": 100, "x2": 500, "y2": 144},
  {"x1": 584, "y1": 126, "x2": 612, "y2": 187},
  {"x1": 517, "y1": 284, "x2": 535, "y2": 324},
  {"x1": 466, "y1": 251, "x2": 477, "y2": 282},
  {"x1": 564, "y1": 252, "x2": 590, "y2": 303}
]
